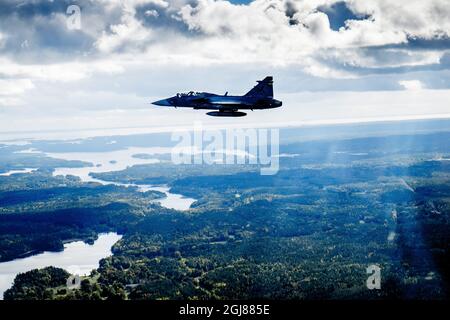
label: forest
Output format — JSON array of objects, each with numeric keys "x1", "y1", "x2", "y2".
[{"x1": 1, "y1": 128, "x2": 450, "y2": 300}]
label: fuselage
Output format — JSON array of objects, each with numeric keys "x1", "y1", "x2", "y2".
[
  {"x1": 152, "y1": 76, "x2": 282, "y2": 116},
  {"x1": 153, "y1": 92, "x2": 282, "y2": 111}
]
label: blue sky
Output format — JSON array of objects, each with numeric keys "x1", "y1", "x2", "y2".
[{"x1": 0, "y1": 0, "x2": 449, "y2": 137}]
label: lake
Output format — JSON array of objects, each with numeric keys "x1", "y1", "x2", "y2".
[
  {"x1": 0, "y1": 232, "x2": 122, "y2": 299},
  {"x1": 0, "y1": 168, "x2": 37, "y2": 176},
  {"x1": 47, "y1": 149, "x2": 197, "y2": 211}
]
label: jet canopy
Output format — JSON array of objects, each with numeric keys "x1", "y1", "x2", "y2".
[{"x1": 176, "y1": 91, "x2": 200, "y2": 97}]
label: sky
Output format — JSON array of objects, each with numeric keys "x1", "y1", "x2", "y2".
[{"x1": 0, "y1": 0, "x2": 450, "y2": 139}]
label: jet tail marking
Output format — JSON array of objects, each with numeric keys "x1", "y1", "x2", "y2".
[{"x1": 244, "y1": 76, "x2": 273, "y2": 98}]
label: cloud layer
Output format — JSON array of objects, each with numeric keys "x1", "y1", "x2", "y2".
[
  {"x1": 0, "y1": 0, "x2": 449, "y2": 133},
  {"x1": 1, "y1": 1, "x2": 449, "y2": 69}
]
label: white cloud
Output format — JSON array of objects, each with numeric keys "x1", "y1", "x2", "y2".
[
  {"x1": 0, "y1": 79, "x2": 34, "y2": 96},
  {"x1": 0, "y1": 79, "x2": 34, "y2": 107},
  {"x1": 145, "y1": 9, "x2": 159, "y2": 17},
  {"x1": 131, "y1": 0, "x2": 450, "y2": 74},
  {"x1": 0, "y1": 31, "x2": 5, "y2": 48},
  {"x1": 348, "y1": 0, "x2": 450, "y2": 39},
  {"x1": 0, "y1": 58, "x2": 125, "y2": 82},
  {"x1": 95, "y1": 3, "x2": 154, "y2": 53},
  {"x1": 399, "y1": 80, "x2": 424, "y2": 90},
  {"x1": 2, "y1": 1, "x2": 450, "y2": 76},
  {"x1": 0, "y1": 96, "x2": 24, "y2": 108}
]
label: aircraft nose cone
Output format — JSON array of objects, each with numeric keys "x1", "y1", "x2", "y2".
[{"x1": 152, "y1": 99, "x2": 172, "y2": 106}]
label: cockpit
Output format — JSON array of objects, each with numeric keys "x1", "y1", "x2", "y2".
[{"x1": 176, "y1": 91, "x2": 200, "y2": 98}]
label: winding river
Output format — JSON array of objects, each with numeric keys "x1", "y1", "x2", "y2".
[
  {"x1": 51, "y1": 166, "x2": 196, "y2": 211},
  {"x1": 47, "y1": 148, "x2": 197, "y2": 211}
]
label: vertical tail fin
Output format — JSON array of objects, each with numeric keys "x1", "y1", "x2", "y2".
[{"x1": 244, "y1": 76, "x2": 273, "y2": 98}]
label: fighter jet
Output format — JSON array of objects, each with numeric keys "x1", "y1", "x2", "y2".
[{"x1": 152, "y1": 76, "x2": 282, "y2": 117}]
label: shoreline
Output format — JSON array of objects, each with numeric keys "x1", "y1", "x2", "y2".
[{"x1": 0, "y1": 233, "x2": 114, "y2": 264}]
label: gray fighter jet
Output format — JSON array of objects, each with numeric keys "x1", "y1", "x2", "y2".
[{"x1": 152, "y1": 76, "x2": 282, "y2": 117}]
